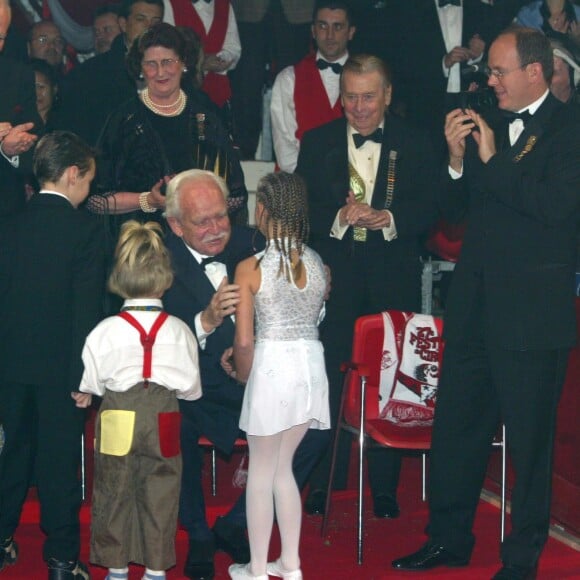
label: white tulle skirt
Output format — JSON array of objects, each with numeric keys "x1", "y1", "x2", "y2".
[{"x1": 239, "y1": 339, "x2": 331, "y2": 436}]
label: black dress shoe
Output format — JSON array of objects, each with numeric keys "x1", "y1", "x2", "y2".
[
  {"x1": 304, "y1": 489, "x2": 327, "y2": 516},
  {"x1": 46, "y1": 558, "x2": 90, "y2": 580},
  {"x1": 492, "y1": 563, "x2": 538, "y2": 580},
  {"x1": 212, "y1": 516, "x2": 251, "y2": 563},
  {"x1": 392, "y1": 541, "x2": 469, "y2": 571},
  {"x1": 373, "y1": 494, "x2": 400, "y2": 519},
  {"x1": 184, "y1": 538, "x2": 215, "y2": 580},
  {"x1": 0, "y1": 537, "x2": 18, "y2": 571}
]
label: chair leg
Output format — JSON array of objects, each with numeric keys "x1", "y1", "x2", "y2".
[
  {"x1": 81, "y1": 432, "x2": 86, "y2": 501},
  {"x1": 421, "y1": 451, "x2": 427, "y2": 502},
  {"x1": 500, "y1": 424, "x2": 507, "y2": 543},
  {"x1": 211, "y1": 447, "x2": 217, "y2": 497},
  {"x1": 356, "y1": 375, "x2": 368, "y2": 565}
]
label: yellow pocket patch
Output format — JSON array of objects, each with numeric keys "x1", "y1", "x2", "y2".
[{"x1": 100, "y1": 410, "x2": 135, "y2": 456}]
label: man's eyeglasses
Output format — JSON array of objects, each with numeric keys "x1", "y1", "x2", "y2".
[
  {"x1": 484, "y1": 65, "x2": 527, "y2": 80},
  {"x1": 142, "y1": 58, "x2": 181, "y2": 73},
  {"x1": 32, "y1": 35, "x2": 65, "y2": 49}
]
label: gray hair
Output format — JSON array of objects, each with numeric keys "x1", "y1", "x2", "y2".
[{"x1": 164, "y1": 169, "x2": 229, "y2": 219}]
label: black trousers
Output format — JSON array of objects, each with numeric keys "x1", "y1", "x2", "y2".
[
  {"x1": 0, "y1": 382, "x2": 85, "y2": 561},
  {"x1": 428, "y1": 325, "x2": 569, "y2": 566}
]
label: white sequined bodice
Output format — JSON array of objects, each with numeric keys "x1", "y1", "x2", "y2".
[{"x1": 254, "y1": 243, "x2": 326, "y2": 341}]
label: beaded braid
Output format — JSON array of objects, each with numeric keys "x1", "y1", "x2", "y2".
[{"x1": 255, "y1": 172, "x2": 310, "y2": 283}]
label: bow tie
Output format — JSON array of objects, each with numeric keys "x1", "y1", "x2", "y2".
[
  {"x1": 200, "y1": 255, "x2": 223, "y2": 270},
  {"x1": 316, "y1": 58, "x2": 343, "y2": 75},
  {"x1": 352, "y1": 128, "x2": 383, "y2": 149},
  {"x1": 502, "y1": 109, "x2": 532, "y2": 126},
  {"x1": 438, "y1": 0, "x2": 461, "y2": 7},
  {"x1": 192, "y1": 0, "x2": 211, "y2": 4}
]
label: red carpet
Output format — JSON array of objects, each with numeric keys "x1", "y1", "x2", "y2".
[{"x1": 3, "y1": 451, "x2": 580, "y2": 579}]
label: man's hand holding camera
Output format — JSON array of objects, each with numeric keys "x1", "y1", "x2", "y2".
[
  {"x1": 444, "y1": 34, "x2": 485, "y2": 70},
  {"x1": 445, "y1": 107, "x2": 496, "y2": 170}
]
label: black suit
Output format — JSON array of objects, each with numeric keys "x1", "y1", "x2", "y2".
[
  {"x1": 164, "y1": 228, "x2": 329, "y2": 538},
  {"x1": 428, "y1": 94, "x2": 580, "y2": 566},
  {"x1": 296, "y1": 113, "x2": 438, "y2": 496},
  {"x1": 56, "y1": 35, "x2": 135, "y2": 146},
  {"x1": 0, "y1": 55, "x2": 40, "y2": 220},
  {"x1": 396, "y1": 0, "x2": 494, "y2": 143},
  {"x1": 0, "y1": 194, "x2": 105, "y2": 561}
]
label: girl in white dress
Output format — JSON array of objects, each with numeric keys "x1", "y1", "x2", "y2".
[{"x1": 228, "y1": 172, "x2": 330, "y2": 580}]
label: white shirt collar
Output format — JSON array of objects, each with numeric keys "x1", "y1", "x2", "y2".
[
  {"x1": 518, "y1": 89, "x2": 550, "y2": 115},
  {"x1": 39, "y1": 190, "x2": 73, "y2": 205},
  {"x1": 316, "y1": 50, "x2": 349, "y2": 66},
  {"x1": 122, "y1": 298, "x2": 163, "y2": 308}
]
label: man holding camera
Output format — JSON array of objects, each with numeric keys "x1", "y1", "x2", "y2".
[{"x1": 393, "y1": 26, "x2": 580, "y2": 579}]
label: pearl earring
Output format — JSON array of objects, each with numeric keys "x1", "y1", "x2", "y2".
[
  {"x1": 139, "y1": 72, "x2": 144, "y2": 79},
  {"x1": 183, "y1": 66, "x2": 188, "y2": 73}
]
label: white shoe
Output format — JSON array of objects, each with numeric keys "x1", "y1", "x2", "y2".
[
  {"x1": 228, "y1": 563, "x2": 268, "y2": 580},
  {"x1": 266, "y1": 559, "x2": 303, "y2": 580}
]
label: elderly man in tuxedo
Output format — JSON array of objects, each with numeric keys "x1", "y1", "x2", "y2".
[
  {"x1": 393, "y1": 27, "x2": 580, "y2": 580},
  {"x1": 163, "y1": 169, "x2": 328, "y2": 580},
  {"x1": 296, "y1": 54, "x2": 439, "y2": 519}
]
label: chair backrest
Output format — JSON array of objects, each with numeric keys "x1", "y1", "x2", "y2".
[{"x1": 344, "y1": 311, "x2": 444, "y2": 429}]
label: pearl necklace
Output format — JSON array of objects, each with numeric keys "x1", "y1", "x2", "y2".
[{"x1": 141, "y1": 88, "x2": 186, "y2": 117}]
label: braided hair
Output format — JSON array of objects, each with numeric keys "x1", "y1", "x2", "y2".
[
  {"x1": 255, "y1": 172, "x2": 310, "y2": 282},
  {"x1": 108, "y1": 220, "x2": 173, "y2": 299}
]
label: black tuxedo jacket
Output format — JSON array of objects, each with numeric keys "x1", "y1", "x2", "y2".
[
  {"x1": 296, "y1": 113, "x2": 438, "y2": 311},
  {"x1": 163, "y1": 227, "x2": 264, "y2": 452},
  {"x1": 0, "y1": 194, "x2": 106, "y2": 389},
  {"x1": 440, "y1": 93, "x2": 580, "y2": 350},
  {"x1": 396, "y1": 0, "x2": 494, "y2": 129},
  {"x1": 0, "y1": 55, "x2": 40, "y2": 219},
  {"x1": 56, "y1": 35, "x2": 135, "y2": 146}
]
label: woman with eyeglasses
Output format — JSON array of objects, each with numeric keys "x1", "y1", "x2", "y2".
[{"x1": 87, "y1": 22, "x2": 248, "y2": 236}]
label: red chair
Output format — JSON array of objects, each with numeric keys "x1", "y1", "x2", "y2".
[
  {"x1": 198, "y1": 436, "x2": 248, "y2": 496},
  {"x1": 321, "y1": 311, "x2": 507, "y2": 564}
]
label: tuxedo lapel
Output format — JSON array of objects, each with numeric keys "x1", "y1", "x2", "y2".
[
  {"x1": 324, "y1": 121, "x2": 350, "y2": 204},
  {"x1": 506, "y1": 94, "x2": 560, "y2": 161},
  {"x1": 168, "y1": 233, "x2": 219, "y2": 305},
  {"x1": 371, "y1": 115, "x2": 402, "y2": 210}
]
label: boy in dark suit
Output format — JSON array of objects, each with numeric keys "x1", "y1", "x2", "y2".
[{"x1": 0, "y1": 131, "x2": 106, "y2": 579}]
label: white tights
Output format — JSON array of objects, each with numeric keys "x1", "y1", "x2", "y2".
[{"x1": 245, "y1": 422, "x2": 311, "y2": 576}]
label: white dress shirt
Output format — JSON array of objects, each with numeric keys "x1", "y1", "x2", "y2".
[
  {"x1": 436, "y1": 0, "x2": 482, "y2": 93},
  {"x1": 330, "y1": 123, "x2": 397, "y2": 242},
  {"x1": 181, "y1": 241, "x2": 232, "y2": 349},
  {"x1": 80, "y1": 298, "x2": 202, "y2": 401},
  {"x1": 270, "y1": 51, "x2": 349, "y2": 172},
  {"x1": 163, "y1": 0, "x2": 241, "y2": 72}
]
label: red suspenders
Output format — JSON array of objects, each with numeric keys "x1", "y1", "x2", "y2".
[{"x1": 117, "y1": 311, "x2": 169, "y2": 384}]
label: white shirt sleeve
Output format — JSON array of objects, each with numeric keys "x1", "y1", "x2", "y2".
[
  {"x1": 217, "y1": 4, "x2": 241, "y2": 72},
  {"x1": 271, "y1": 66, "x2": 300, "y2": 172},
  {"x1": 79, "y1": 337, "x2": 106, "y2": 397},
  {"x1": 0, "y1": 143, "x2": 19, "y2": 168},
  {"x1": 194, "y1": 311, "x2": 215, "y2": 349}
]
